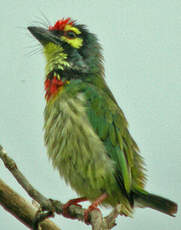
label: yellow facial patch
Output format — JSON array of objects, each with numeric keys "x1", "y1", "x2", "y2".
[
  {"x1": 64, "y1": 24, "x2": 81, "y2": 34},
  {"x1": 61, "y1": 36, "x2": 83, "y2": 49},
  {"x1": 61, "y1": 24, "x2": 83, "y2": 49}
]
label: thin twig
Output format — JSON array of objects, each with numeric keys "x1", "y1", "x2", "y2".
[
  {"x1": 0, "y1": 145, "x2": 53, "y2": 211},
  {"x1": 0, "y1": 145, "x2": 118, "y2": 229}
]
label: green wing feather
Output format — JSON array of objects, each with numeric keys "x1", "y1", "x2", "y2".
[
  {"x1": 64, "y1": 79, "x2": 146, "y2": 195},
  {"x1": 83, "y1": 84, "x2": 141, "y2": 194}
]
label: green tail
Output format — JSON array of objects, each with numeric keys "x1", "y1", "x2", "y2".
[{"x1": 133, "y1": 189, "x2": 177, "y2": 217}]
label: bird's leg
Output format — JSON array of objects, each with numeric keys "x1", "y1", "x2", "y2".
[
  {"x1": 62, "y1": 197, "x2": 87, "y2": 219},
  {"x1": 84, "y1": 193, "x2": 107, "y2": 224}
]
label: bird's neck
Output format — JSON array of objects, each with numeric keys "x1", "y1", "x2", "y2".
[
  {"x1": 44, "y1": 67, "x2": 105, "y2": 102},
  {"x1": 44, "y1": 72, "x2": 69, "y2": 101}
]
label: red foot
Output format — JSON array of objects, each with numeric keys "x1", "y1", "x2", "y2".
[
  {"x1": 62, "y1": 197, "x2": 87, "y2": 219},
  {"x1": 84, "y1": 193, "x2": 107, "y2": 224},
  {"x1": 84, "y1": 206, "x2": 101, "y2": 224}
]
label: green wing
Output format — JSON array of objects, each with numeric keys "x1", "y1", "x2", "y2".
[{"x1": 84, "y1": 83, "x2": 145, "y2": 194}]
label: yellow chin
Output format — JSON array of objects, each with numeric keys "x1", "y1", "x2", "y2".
[{"x1": 43, "y1": 43, "x2": 70, "y2": 75}]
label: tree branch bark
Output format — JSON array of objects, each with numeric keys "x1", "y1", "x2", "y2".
[
  {"x1": 0, "y1": 178, "x2": 61, "y2": 230},
  {"x1": 0, "y1": 145, "x2": 118, "y2": 229}
]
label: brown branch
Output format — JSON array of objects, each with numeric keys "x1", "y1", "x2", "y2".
[
  {"x1": 0, "y1": 145, "x2": 53, "y2": 211},
  {"x1": 0, "y1": 145, "x2": 118, "y2": 229},
  {"x1": 0, "y1": 178, "x2": 61, "y2": 230}
]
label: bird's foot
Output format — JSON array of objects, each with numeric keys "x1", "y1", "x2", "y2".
[
  {"x1": 84, "y1": 193, "x2": 107, "y2": 224},
  {"x1": 62, "y1": 197, "x2": 87, "y2": 219},
  {"x1": 84, "y1": 205, "x2": 101, "y2": 224}
]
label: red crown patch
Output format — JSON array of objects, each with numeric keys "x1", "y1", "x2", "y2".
[{"x1": 49, "y1": 17, "x2": 74, "y2": 31}]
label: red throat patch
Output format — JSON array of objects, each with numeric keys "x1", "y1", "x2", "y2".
[
  {"x1": 44, "y1": 76, "x2": 64, "y2": 101},
  {"x1": 48, "y1": 17, "x2": 74, "y2": 31}
]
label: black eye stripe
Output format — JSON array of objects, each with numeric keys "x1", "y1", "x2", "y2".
[{"x1": 65, "y1": 30, "x2": 77, "y2": 39}]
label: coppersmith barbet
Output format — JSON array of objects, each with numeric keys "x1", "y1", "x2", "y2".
[{"x1": 28, "y1": 18, "x2": 177, "y2": 220}]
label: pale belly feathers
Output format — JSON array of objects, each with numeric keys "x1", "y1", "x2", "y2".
[{"x1": 44, "y1": 92, "x2": 117, "y2": 200}]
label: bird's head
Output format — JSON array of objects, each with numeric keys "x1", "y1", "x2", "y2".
[{"x1": 28, "y1": 18, "x2": 104, "y2": 80}]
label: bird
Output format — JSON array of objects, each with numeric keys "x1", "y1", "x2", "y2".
[{"x1": 28, "y1": 17, "x2": 177, "y2": 221}]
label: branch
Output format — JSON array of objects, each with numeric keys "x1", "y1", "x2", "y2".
[
  {"x1": 0, "y1": 178, "x2": 61, "y2": 230},
  {"x1": 0, "y1": 145, "x2": 118, "y2": 229}
]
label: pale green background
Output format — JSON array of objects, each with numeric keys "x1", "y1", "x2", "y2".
[{"x1": 0, "y1": 0, "x2": 180, "y2": 229}]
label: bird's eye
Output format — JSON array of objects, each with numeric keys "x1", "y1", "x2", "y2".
[{"x1": 65, "y1": 30, "x2": 77, "y2": 39}]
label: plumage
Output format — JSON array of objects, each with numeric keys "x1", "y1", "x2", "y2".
[{"x1": 28, "y1": 18, "x2": 177, "y2": 219}]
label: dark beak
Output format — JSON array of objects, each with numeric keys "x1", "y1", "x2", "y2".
[{"x1": 27, "y1": 26, "x2": 59, "y2": 45}]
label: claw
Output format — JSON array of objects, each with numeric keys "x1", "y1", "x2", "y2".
[
  {"x1": 84, "y1": 206, "x2": 101, "y2": 224},
  {"x1": 62, "y1": 197, "x2": 87, "y2": 219},
  {"x1": 84, "y1": 193, "x2": 107, "y2": 224}
]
